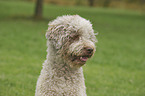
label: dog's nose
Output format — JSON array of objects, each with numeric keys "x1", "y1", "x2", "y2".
[{"x1": 86, "y1": 48, "x2": 93, "y2": 54}]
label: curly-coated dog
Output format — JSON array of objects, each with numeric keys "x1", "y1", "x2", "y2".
[{"x1": 35, "y1": 15, "x2": 97, "y2": 96}]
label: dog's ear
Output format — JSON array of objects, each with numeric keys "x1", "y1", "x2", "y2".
[
  {"x1": 45, "y1": 30, "x2": 50, "y2": 39},
  {"x1": 45, "y1": 25, "x2": 68, "y2": 49}
]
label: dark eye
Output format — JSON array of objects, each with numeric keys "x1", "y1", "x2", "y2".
[
  {"x1": 69, "y1": 35, "x2": 79, "y2": 42},
  {"x1": 72, "y1": 35, "x2": 79, "y2": 40}
]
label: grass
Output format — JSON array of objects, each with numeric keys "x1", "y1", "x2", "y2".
[{"x1": 0, "y1": 1, "x2": 145, "y2": 96}]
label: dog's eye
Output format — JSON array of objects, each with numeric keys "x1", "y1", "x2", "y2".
[
  {"x1": 72, "y1": 35, "x2": 79, "y2": 41},
  {"x1": 69, "y1": 35, "x2": 79, "y2": 42}
]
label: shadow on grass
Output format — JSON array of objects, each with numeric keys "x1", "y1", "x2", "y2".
[{"x1": 1, "y1": 15, "x2": 55, "y2": 22}]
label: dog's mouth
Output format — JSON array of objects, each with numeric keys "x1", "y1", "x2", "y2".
[
  {"x1": 80, "y1": 56, "x2": 89, "y2": 62},
  {"x1": 71, "y1": 55, "x2": 92, "y2": 65}
]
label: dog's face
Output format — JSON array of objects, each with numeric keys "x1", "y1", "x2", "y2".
[
  {"x1": 46, "y1": 15, "x2": 97, "y2": 68},
  {"x1": 67, "y1": 30, "x2": 96, "y2": 67}
]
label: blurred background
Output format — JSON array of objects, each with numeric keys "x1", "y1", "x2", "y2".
[
  {"x1": 0, "y1": 0, "x2": 145, "y2": 96},
  {"x1": 35, "y1": 0, "x2": 145, "y2": 9},
  {"x1": 33, "y1": 0, "x2": 145, "y2": 9}
]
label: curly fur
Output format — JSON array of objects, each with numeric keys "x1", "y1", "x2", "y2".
[{"x1": 35, "y1": 15, "x2": 97, "y2": 96}]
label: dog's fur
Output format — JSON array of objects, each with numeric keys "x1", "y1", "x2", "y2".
[{"x1": 35, "y1": 15, "x2": 97, "y2": 96}]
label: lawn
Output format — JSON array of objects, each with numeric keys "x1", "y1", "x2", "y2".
[{"x1": 0, "y1": 1, "x2": 145, "y2": 96}]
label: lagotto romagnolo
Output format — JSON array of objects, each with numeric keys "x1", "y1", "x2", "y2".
[{"x1": 35, "y1": 15, "x2": 98, "y2": 96}]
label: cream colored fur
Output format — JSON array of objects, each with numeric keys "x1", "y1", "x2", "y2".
[{"x1": 35, "y1": 15, "x2": 97, "y2": 96}]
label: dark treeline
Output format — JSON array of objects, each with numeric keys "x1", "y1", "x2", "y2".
[
  {"x1": 31, "y1": 0, "x2": 145, "y2": 10},
  {"x1": 33, "y1": 0, "x2": 145, "y2": 19},
  {"x1": 33, "y1": 0, "x2": 145, "y2": 7}
]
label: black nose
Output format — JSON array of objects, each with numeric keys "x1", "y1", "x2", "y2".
[{"x1": 86, "y1": 48, "x2": 93, "y2": 54}]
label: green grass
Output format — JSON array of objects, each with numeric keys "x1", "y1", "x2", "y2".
[{"x1": 0, "y1": 1, "x2": 145, "y2": 96}]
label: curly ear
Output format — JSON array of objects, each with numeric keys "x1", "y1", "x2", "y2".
[
  {"x1": 46, "y1": 25, "x2": 68, "y2": 49},
  {"x1": 45, "y1": 29, "x2": 51, "y2": 39}
]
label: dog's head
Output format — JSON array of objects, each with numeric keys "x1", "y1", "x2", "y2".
[{"x1": 46, "y1": 15, "x2": 97, "y2": 68}]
